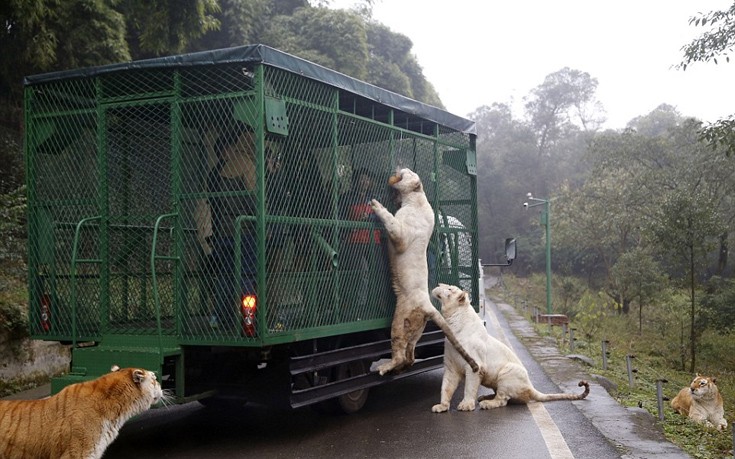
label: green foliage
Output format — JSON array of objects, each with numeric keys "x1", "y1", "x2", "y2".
[
  {"x1": 0, "y1": 122, "x2": 27, "y2": 338},
  {"x1": 573, "y1": 290, "x2": 617, "y2": 340},
  {"x1": 523, "y1": 67, "x2": 604, "y2": 155},
  {"x1": 680, "y1": 2, "x2": 735, "y2": 69},
  {"x1": 550, "y1": 109, "x2": 735, "y2": 328},
  {"x1": 124, "y1": 0, "x2": 220, "y2": 57},
  {"x1": 261, "y1": 7, "x2": 369, "y2": 80},
  {"x1": 0, "y1": 186, "x2": 26, "y2": 270},
  {"x1": 0, "y1": 284, "x2": 29, "y2": 340},
  {"x1": 701, "y1": 276, "x2": 735, "y2": 333},
  {"x1": 555, "y1": 275, "x2": 585, "y2": 318},
  {"x1": 52, "y1": 0, "x2": 130, "y2": 70},
  {"x1": 0, "y1": 0, "x2": 131, "y2": 103},
  {"x1": 610, "y1": 248, "x2": 666, "y2": 322},
  {"x1": 680, "y1": 3, "x2": 735, "y2": 156},
  {"x1": 699, "y1": 116, "x2": 735, "y2": 157},
  {"x1": 0, "y1": 126, "x2": 24, "y2": 193},
  {"x1": 0, "y1": 0, "x2": 62, "y2": 73},
  {"x1": 0, "y1": 185, "x2": 28, "y2": 338},
  {"x1": 193, "y1": 0, "x2": 272, "y2": 49}
]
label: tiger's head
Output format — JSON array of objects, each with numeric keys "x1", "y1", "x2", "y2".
[
  {"x1": 431, "y1": 283, "x2": 471, "y2": 318},
  {"x1": 109, "y1": 365, "x2": 167, "y2": 407},
  {"x1": 387, "y1": 168, "x2": 424, "y2": 195},
  {"x1": 689, "y1": 374, "x2": 720, "y2": 401}
]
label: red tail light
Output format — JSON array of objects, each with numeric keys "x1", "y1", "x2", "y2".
[
  {"x1": 40, "y1": 293, "x2": 52, "y2": 331},
  {"x1": 241, "y1": 294, "x2": 257, "y2": 337}
]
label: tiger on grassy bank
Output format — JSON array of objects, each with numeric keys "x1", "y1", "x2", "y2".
[
  {"x1": 0, "y1": 365, "x2": 166, "y2": 459},
  {"x1": 671, "y1": 374, "x2": 728, "y2": 431}
]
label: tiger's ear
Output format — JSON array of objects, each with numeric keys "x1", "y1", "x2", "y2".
[
  {"x1": 712, "y1": 377, "x2": 717, "y2": 384},
  {"x1": 460, "y1": 292, "x2": 469, "y2": 304},
  {"x1": 111, "y1": 365, "x2": 120, "y2": 372},
  {"x1": 132, "y1": 369, "x2": 145, "y2": 384}
]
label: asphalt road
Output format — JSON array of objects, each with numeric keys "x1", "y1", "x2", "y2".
[{"x1": 101, "y1": 299, "x2": 629, "y2": 459}]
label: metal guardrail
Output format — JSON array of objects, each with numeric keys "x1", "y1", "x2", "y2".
[{"x1": 151, "y1": 213, "x2": 180, "y2": 365}]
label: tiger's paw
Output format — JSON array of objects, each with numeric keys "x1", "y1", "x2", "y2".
[
  {"x1": 457, "y1": 399, "x2": 476, "y2": 411},
  {"x1": 431, "y1": 403, "x2": 449, "y2": 413}
]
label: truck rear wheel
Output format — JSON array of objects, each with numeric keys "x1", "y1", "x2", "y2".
[
  {"x1": 334, "y1": 359, "x2": 369, "y2": 413},
  {"x1": 314, "y1": 359, "x2": 370, "y2": 414}
]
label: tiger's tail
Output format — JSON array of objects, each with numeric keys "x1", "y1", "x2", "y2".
[{"x1": 428, "y1": 309, "x2": 480, "y2": 373}]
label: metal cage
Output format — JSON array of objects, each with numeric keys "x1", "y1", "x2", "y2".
[{"x1": 24, "y1": 45, "x2": 478, "y2": 353}]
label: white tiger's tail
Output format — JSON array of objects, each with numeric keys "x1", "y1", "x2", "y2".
[
  {"x1": 532, "y1": 381, "x2": 590, "y2": 402},
  {"x1": 478, "y1": 381, "x2": 590, "y2": 404},
  {"x1": 427, "y1": 309, "x2": 480, "y2": 373}
]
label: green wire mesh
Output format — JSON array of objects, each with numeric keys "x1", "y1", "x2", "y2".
[{"x1": 25, "y1": 59, "x2": 478, "y2": 346}]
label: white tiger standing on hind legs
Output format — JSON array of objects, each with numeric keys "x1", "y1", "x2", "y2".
[
  {"x1": 430, "y1": 283, "x2": 589, "y2": 412},
  {"x1": 369, "y1": 167, "x2": 478, "y2": 376}
]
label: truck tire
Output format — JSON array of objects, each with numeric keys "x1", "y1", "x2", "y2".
[{"x1": 315, "y1": 359, "x2": 370, "y2": 414}]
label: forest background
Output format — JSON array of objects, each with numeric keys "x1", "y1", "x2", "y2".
[{"x1": 2, "y1": 1, "x2": 735, "y2": 454}]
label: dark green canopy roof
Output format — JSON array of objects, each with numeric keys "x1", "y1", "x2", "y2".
[{"x1": 24, "y1": 44, "x2": 476, "y2": 135}]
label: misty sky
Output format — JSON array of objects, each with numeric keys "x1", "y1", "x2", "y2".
[{"x1": 332, "y1": 0, "x2": 735, "y2": 129}]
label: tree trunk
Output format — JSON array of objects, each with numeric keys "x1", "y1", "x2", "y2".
[
  {"x1": 621, "y1": 297, "x2": 630, "y2": 315},
  {"x1": 718, "y1": 231, "x2": 729, "y2": 274}
]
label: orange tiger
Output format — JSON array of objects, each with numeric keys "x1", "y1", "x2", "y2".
[
  {"x1": 671, "y1": 373, "x2": 728, "y2": 430},
  {"x1": 0, "y1": 365, "x2": 166, "y2": 459}
]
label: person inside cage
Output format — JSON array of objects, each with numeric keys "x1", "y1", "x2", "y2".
[
  {"x1": 340, "y1": 167, "x2": 383, "y2": 316},
  {"x1": 202, "y1": 122, "x2": 286, "y2": 332},
  {"x1": 204, "y1": 126, "x2": 258, "y2": 330}
]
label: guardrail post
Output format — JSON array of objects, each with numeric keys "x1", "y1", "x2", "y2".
[
  {"x1": 569, "y1": 327, "x2": 576, "y2": 352},
  {"x1": 656, "y1": 379, "x2": 668, "y2": 421},
  {"x1": 626, "y1": 354, "x2": 637, "y2": 388},
  {"x1": 601, "y1": 340, "x2": 609, "y2": 370}
]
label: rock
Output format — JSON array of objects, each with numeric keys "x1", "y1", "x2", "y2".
[
  {"x1": 0, "y1": 338, "x2": 70, "y2": 382},
  {"x1": 592, "y1": 373, "x2": 619, "y2": 394},
  {"x1": 566, "y1": 353, "x2": 595, "y2": 366}
]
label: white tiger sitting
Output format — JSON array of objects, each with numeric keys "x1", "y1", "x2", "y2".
[
  {"x1": 671, "y1": 374, "x2": 728, "y2": 430},
  {"x1": 430, "y1": 283, "x2": 589, "y2": 412}
]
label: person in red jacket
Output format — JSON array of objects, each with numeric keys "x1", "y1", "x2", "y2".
[{"x1": 340, "y1": 168, "x2": 382, "y2": 316}]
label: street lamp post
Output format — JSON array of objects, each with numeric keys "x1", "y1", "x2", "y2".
[{"x1": 523, "y1": 193, "x2": 552, "y2": 315}]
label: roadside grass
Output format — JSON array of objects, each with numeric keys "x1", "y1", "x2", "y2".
[{"x1": 491, "y1": 273, "x2": 734, "y2": 459}]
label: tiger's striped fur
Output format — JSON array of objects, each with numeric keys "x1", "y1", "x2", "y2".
[{"x1": 0, "y1": 366, "x2": 164, "y2": 459}]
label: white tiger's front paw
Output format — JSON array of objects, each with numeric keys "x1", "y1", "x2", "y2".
[
  {"x1": 377, "y1": 361, "x2": 394, "y2": 376},
  {"x1": 457, "y1": 399, "x2": 475, "y2": 411},
  {"x1": 432, "y1": 403, "x2": 449, "y2": 413},
  {"x1": 370, "y1": 199, "x2": 384, "y2": 212},
  {"x1": 479, "y1": 399, "x2": 501, "y2": 410}
]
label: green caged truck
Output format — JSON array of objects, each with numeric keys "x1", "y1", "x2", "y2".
[{"x1": 23, "y1": 44, "x2": 479, "y2": 413}]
